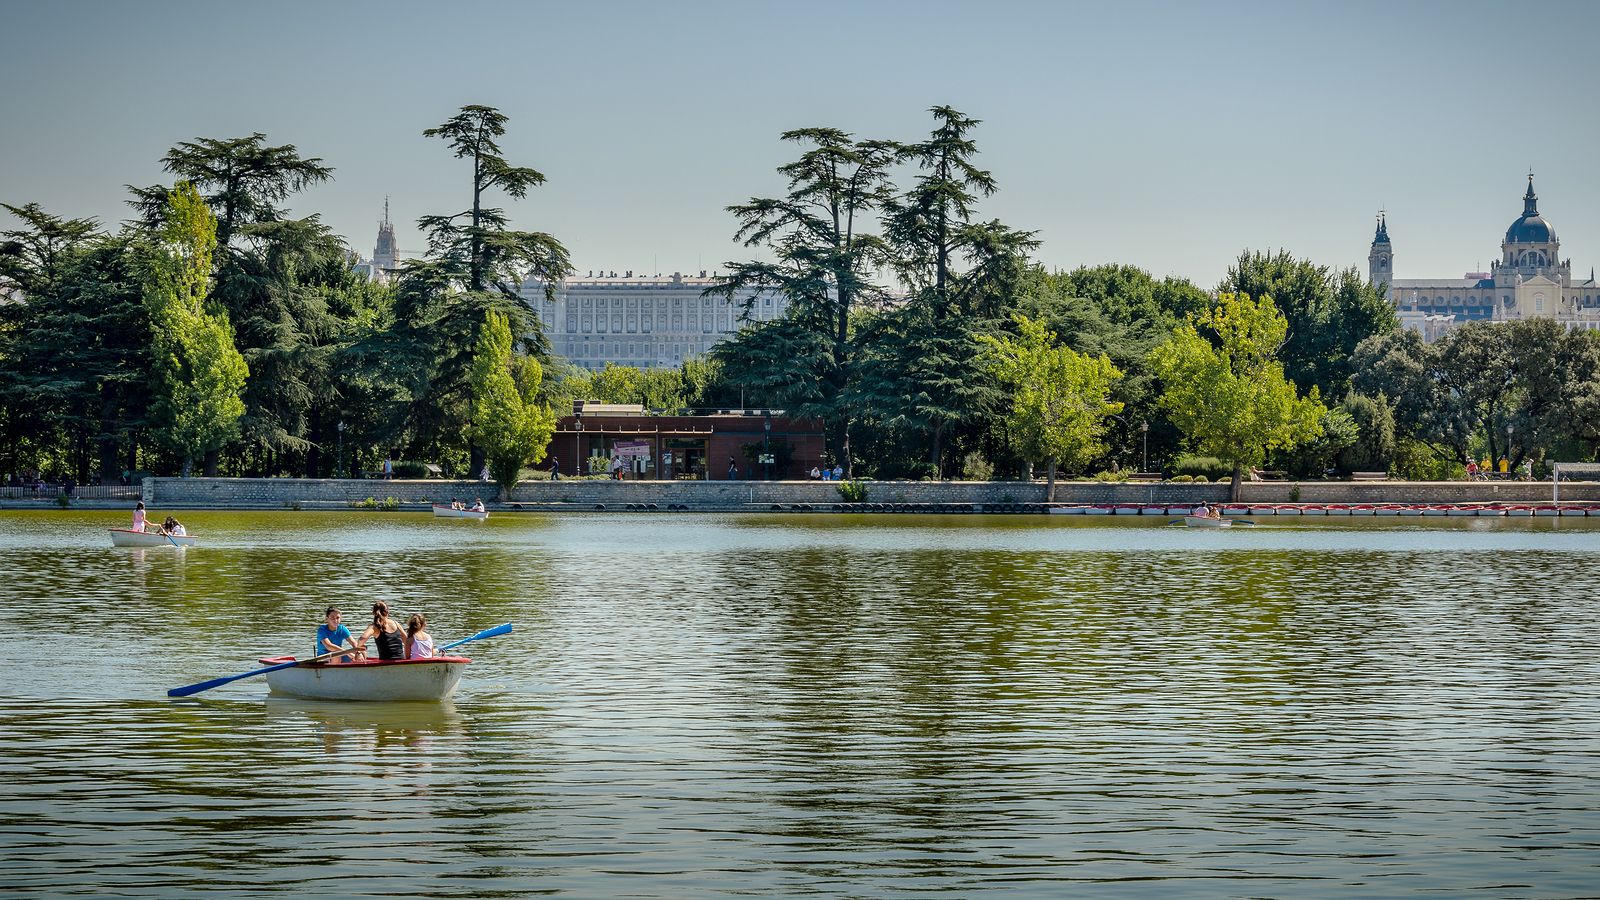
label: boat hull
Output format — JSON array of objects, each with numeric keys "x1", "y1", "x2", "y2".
[
  {"x1": 258, "y1": 656, "x2": 469, "y2": 701},
  {"x1": 431, "y1": 504, "x2": 488, "y2": 520},
  {"x1": 109, "y1": 528, "x2": 198, "y2": 548},
  {"x1": 1183, "y1": 516, "x2": 1231, "y2": 528}
]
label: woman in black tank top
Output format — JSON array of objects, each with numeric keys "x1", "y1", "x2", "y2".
[{"x1": 359, "y1": 601, "x2": 406, "y2": 661}]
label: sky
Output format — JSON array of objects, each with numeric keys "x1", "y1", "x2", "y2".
[{"x1": 3, "y1": 0, "x2": 1598, "y2": 289}]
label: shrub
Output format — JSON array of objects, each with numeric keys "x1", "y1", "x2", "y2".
[
  {"x1": 393, "y1": 460, "x2": 430, "y2": 479},
  {"x1": 836, "y1": 480, "x2": 869, "y2": 503},
  {"x1": 379, "y1": 496, "x2": 400, "y2": 511},
  {"x1": 1193, "y1": 475, "x2": 1210, "y2": 483},
  {"x1": 1170, "y1": 454, "x2": 1230, "y2": 481},
  {"x1": 55, "y1": 493, "x2": 71, "y2": 508},
  {"x1": 961, "y1": 452, "x2": 994, "y2": 481},
  {"x1": 1170, "y1": 474, "x2": 1194, "y2": 483},
  {"x1": 1091, "y1": 470, "x2": 1127, "y2": 482}
]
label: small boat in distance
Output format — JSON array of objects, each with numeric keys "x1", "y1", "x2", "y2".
[
  {"x1": 256, "y1": 655, "x2": 470, "y2": 701},
  {"x1": 109, "y1": 528, "x2": 198, "y2": 548},
  {"x1": 1183, "y1": 515, "x2": 1232, "y2": 528},
  {"x1": 432, "y1": 504, "x2": 488, "y2": 520}
]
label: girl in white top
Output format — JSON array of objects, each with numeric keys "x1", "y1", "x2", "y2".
[
  {"x1": 132, "y1": 502, "x2": 148, "y2": 532},
  {"x1": 405, "y1": 613, "x2": 435, "y2": 659}
]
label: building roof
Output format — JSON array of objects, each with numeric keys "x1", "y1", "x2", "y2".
[
  {"x1": 1391, "y1": 278, "x2": 1495, "y2": 290},
  {"x1": 1506, "y1": 175, "x2": 1556, "y2": 244}
]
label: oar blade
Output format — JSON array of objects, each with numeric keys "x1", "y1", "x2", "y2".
[{"x1": 439, "y1": 622, "x2": 513, "y2": 652}]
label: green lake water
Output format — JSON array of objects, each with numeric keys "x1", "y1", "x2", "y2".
[{"x1": 1, "y1": 510, "x2": 1598, "y2": 897}]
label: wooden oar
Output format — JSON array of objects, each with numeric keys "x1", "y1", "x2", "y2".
[{"x1": 167, "y1": 644, "x2": 354, "y2": 698}]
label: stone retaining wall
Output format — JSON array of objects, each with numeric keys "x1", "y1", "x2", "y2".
[{"x1": 140, "y1": 477, "x2": 1600, "y2": 510}]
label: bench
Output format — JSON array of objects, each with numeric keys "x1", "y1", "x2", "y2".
[
  {"x1": 1350, "y1": 471, "x2": 1388, "y2": 481},
  {"x1": 1128, "y1": 472, "x2": 1162, "y2": 482}
]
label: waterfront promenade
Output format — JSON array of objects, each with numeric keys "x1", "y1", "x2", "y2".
[{"x1": 5, "y1": 476, "x2": 1599, "y2": 512}]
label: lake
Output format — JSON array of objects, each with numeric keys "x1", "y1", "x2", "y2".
[{"x1": 2, "y1": 510, "x2": 1598, "y2": 897}]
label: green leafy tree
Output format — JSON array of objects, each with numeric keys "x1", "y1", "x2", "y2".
[
  {"x1": 980, "y1": 315, "x2": 1123, "y2": 500},
  {"x1": 143, "y1": 183, "x2": 248, "y2": 476},
  {"x1": 468, "y1": 310, "x2": 555, "y2": 498},
  {"x1": 851, "y1": 306, "x2": 997, "y2": 477},
  {"x1": 0, "y1": 205, "x2": 156, "y2": 481},
  {"x1": 1220, "y1": 250, "x2": 1396, "y2": 396},
  {"x1": 710, "y1": 128, "x2": 895, "y2": 474},
  {"x1": 402, "y1": 105, "x2": 572, "y2": 471},
  {"x1": 1149, "y1": 292, "x2": 1324, "y2": 499}
]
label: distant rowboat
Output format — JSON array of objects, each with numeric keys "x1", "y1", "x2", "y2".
[
  {"x1": 109, "y1": 528, "x2": 198, "y2": 548},
  {"x1": 432, "y1": 504, "x2": 488, "y2": 520},
  {"x1": 1183, "y1": 515, "x2": 1231, "y2": 528}
]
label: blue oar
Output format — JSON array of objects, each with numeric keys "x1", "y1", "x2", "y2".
[
  {"x1": 167, "y1": 622, "x2": 513, "y2": 698},
  {"x1": 438, "y1": 622, "x2": 513, "y2": 652}
]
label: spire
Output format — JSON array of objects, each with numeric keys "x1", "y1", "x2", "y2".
[
  {"x1": 1371, "y1": 210, "x2": 1389, "y2": 244},
  {"x1": 383, "y1": 196, "x2": 391, "y2": 227},
  {"x1": 1524, "y1": 172, "x2": 1538, "y2": 216}
]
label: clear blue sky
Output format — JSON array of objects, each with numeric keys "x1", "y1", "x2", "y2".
[{"x1": 3, "y1": 0, "x2": 1597, "y2": 288}]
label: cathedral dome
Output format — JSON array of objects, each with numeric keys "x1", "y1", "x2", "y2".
[
  {"x1": 1505, "y1": 175, "x2": 1555, "y2": 244},
  {"x1": 1505, "y1": 214, "x2": 1554, "y2": 244}
]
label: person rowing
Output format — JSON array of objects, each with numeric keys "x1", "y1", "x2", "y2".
[
  {"x1": 355, "y1": 600, "x2": 406, "y2": 661},
  {"x1": 316, "y1": 605, "x2": 358, "y2": 664},
  {"x1": 470, "y1": 497, "x2": 485, "y2": 513}
]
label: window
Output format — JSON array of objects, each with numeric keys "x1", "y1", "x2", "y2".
[
  {"x1": 566, "y1": 316, "x2": 578, "y2": 332},
  {"x1": 581, "y1": 316, "x2": 593, "y2": 333}
]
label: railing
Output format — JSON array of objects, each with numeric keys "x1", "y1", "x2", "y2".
[{"x1": 1, "y1": 484, "x2": 143, "y2": 500}]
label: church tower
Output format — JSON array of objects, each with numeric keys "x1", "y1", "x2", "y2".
[
  {"x1": 372, "y1": 198, "x2": 399, "y2": 277},
  {"x1": 1368, "y1": 212, "x2": 1393, "y2": 298}
]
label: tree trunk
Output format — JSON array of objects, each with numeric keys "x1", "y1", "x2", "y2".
[
  {"x1": 1046, "y1": 459, "x2": 1057, "y2": 503},
  {"x1": 1231, "y1": 463, "x2": 1243, "y2": 502},
  {"x1": 203, "y1": 449, "x2": 220, "y2": 477}
]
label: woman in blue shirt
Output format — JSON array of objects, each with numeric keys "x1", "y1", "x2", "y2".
[{"x1": 315, "y1": 606, "x2": 356, "y2": 663}]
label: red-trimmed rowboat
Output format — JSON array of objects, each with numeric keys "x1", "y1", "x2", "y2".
[{"x1": 255, "y1": 655, "x2": 471, "y2": 701}]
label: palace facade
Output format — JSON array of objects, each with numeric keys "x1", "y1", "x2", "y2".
[{"x1": 519, "y1": 271, "x2": 788, "y2": 370}]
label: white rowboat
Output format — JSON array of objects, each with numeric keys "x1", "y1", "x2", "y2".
[
  {"x1": 257, "y1": 655, "x2": 470, "y2": 701},
  {"x1": 109, "y1": 528, "x2": 198, "y2": 548},
  {"x1": 432, "y1": 504, "x2": 488, "y2": 520},
  {"x1": 1183, "y1": 516, "x2": 1232, "y2": 528}
]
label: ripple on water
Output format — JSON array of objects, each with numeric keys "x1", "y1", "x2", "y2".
[{"x1": 0, "y1": 510, "x2": 1598, "y2": 896}]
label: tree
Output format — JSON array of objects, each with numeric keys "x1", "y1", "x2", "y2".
[
  {"x1": 143, "y1": 183, "x2": 248, "y2": 476},
  {"x1": 467, "y1": 310, "x2": 555, "y2": 499},
  {"x1": 403, "y1": 105, "x2": 572, "y2": 470},
  {"x1": 710, "y1": 128, "x2": 895, "y2": 475},
  {"x1": 1149, "y1": 292, "x2": 1324, "y2": 499},
  {"x1": 128, "y1": 134, "x2": 333, "y2": 248},
  {"x1": 1220, "y1": 250, "x2": 1396, "y2": 397},
  {"x1": 851, "y1": 306, "x2": 998, "y2": 477},
  {"x1": 980, "y1": 315, "x2": 1123, "y2": 500}
]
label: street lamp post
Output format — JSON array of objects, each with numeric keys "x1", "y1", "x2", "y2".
[
  {"x1": 336, "y1": 421, "x2": 345, "y2": 479},
  {"x1": 574, "y1": 415, "x2": 584, "y2": 476},
  {"x1": 1141, "y1": 420, "x2": 1149, "y2": 474},
  {"x1": 1505, "y1": 424, "x2": 1513, "y2": 474},
  {"x1": 763, "y1": 414, "x2": 772, "y2": 481}
]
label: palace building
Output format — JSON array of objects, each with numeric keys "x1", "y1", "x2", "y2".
[
  {"x1": 519, "y1": 271, "x2": 788, "y2": 370},
  {"x1": 1370, "y1": 176, "x2": 1600, "y2": 340}
]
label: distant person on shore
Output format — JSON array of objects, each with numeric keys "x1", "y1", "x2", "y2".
[
  {"x1": 1466, "y1": 459, "x2": 1479, "y2": 481},
  {"x1": 832, "y1": 465, "x2": 843, "y2": 481},
  {"x1": 809, "y1": 466, "x2": 821, "y2": 481},
  {"x1": 405, "y1": 614, "x2": 435, "y2": 659},
  {"x1": 382, "y1": 456, "x2": 393, "y2": 480},
  {"x1": 550, "y1": 456, "x2": 560, "y2": 481},
  {"x1": 478, "y1": 463, "x2": 491, "y2": 482},
  {"x1": 727, "y1": 456, "x2": 738, "y2": 480},
  {"x1": 316, "y1": 606, "x2": 356, "y2": 663},
  {"x1": 356, "y1": 601, "x2": 406, "y2": 661},
  {"x1": 132, "y1": 501, "x2": 149, "y2": 533}
]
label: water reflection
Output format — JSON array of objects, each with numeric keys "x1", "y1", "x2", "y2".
[{"x1": 3, "y1": 510, "x2": 1599, "y2": 896}]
